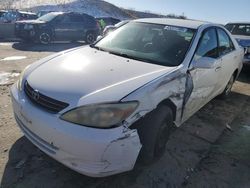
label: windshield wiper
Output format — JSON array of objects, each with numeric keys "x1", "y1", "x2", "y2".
[
  {"x1": 89, "y1": 44, "x2": 108, "y2": 52},
  {"x1": 108, "y1": 51, "x2": 161, "y2": 64}
]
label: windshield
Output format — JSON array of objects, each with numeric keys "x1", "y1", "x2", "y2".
[
  {"x1": 94, "y1": 22, "x2": 196, "y2": 66},
  {"x1": 38, "y1": 12, "x2": 60, "y2": 22},
  {"x1": 225, "y1": 24, "x2": 250, "y2": 36}
]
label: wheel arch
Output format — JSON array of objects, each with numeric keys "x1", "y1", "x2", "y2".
[{"x1": 157, "y1": 98, "x2": 177, "y2": 121}]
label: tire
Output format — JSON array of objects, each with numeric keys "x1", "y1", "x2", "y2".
[
  {"x1": 85, "y1": 32, "x2": 96, "y2": 44},
  {"x1": 219, "y1": 74, "x2": 235, "y2": 99},
  {"x1": 133, "y1": 105, "x2": 174, "y2": 164},
  {"x1": 39, "y1": 32, "x2": 51, "y2": 45}
]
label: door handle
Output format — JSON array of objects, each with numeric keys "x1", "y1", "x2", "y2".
[{"x1": 215, "y1": 66, "x2": 222, "y2": 72}]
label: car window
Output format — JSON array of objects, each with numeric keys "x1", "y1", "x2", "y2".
[
  {"x1": 95, "y1": 22, "x2": 196, "y2": 67},
  {"x1": 195, "y1": 28, "x2": 218, "y2": 59},
  {"x1": 217, "y1": 28, "x2": 235, "y2": 56}
]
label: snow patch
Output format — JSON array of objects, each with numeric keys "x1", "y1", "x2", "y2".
[
  {"x1": 0, "y1": 72, "x2": 20, "y2": 85},
  {"x1": 0, "y1": 56, "x2": 27, "y2": 61}
]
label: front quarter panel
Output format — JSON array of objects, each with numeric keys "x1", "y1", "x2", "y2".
[{"x1": 121, "y1": 67, "x2": 186, "y2": 127}]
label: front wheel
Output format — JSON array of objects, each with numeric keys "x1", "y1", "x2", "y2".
[{"x1": 133, "y1": 105, "x2": 174, "y2": 164}]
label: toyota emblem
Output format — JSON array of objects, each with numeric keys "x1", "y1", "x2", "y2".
[{"x1": 32, "y1": 90, "x2": 40, "y2": 101}]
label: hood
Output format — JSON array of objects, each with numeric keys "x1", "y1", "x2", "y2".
[
  {"x1": 27, "y1": 46, "x2": 176, "y2": 107},
  {"x1": 16, "y1": 19, "x2": 46, "y2": 24},
  {"x1": 233, "y1": 35, "x2": 250, "y2": 47}
]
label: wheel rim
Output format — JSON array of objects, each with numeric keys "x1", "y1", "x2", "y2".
[
  {"x1": 225, "y1": 76, "x2": 234, "y2": 95},
  {"x1": 40, "y1": 33, "x2": 50, "y2": 44},
  {"x1": 86, "y1": 33, "x2": 94, "y2": 43}
]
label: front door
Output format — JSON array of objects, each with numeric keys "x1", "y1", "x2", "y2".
[{"x1": 182, "y1": 28, "x2": 222, "y2": 121}]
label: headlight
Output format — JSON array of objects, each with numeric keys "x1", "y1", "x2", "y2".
[
  {"x1": 60, "y1": 102, "x2": 139, "y2": 128},
  {"x1": 24, "y1": 24, "x2": 33, "y2": 30},
  {"x1": 17, "y1": 65, "x2": 30, "y2": 91}
]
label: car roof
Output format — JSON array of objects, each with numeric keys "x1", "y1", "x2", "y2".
[{"x1": 134, "y1": 18, "x2": 210, "y2": 29}]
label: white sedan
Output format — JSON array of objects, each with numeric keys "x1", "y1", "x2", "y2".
[{"x1": 11, "y1": 18, "x2": 244, "y2": 177}]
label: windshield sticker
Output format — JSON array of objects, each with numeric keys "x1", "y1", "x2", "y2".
[{"x1": 164, "y1": 26, "x2": 187, "y2": 32}]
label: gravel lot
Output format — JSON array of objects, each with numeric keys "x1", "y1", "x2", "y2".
[{"x1": 1, "y1": 41, "x2": 250, "y2": 188}]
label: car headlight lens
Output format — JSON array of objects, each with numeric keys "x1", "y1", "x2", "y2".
[
  {"x1": 17, "y1": 65, "x2": 30, "y2": 91},
  {"x1": 60, "y1": 102, "x2": 139, "y2": 128}
]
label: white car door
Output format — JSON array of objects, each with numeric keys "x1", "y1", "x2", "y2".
[
  {"x1": 216, "y1": 28, "x2": 238, "y2": 92},
  {"x1": 182, "y1": 28, "x2": 222, "y2": 121}
]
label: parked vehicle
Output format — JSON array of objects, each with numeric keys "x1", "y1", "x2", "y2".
[
  {"x1": 0, "y1": 10, "x2": 7, "y2": 17},
  {"x1": 102, "y1": 20, "x2": 129, "y2": 36},
  {"x1": 37, "y1": 10, "x2": 54, "y2": 18},
  {"x1": 15, "y1": 12, "x2": 100, "y2": 44},
  {"x1": 0, "y1": 10, "x2": 37, "y2": 23},
  {"x1": 225, "y1": 23, "x2": 250, "y2": 65},
  {"x1": 11, "y1": 18, "x2": 243, "y2": 177}
]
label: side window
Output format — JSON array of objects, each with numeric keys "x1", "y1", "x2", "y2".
[
  {"x1": 195, "y1": 28, "x2": 218, "y2": 59},
  {"x1": 217, "y1": 28, "x2": 235, "y2": 56}
]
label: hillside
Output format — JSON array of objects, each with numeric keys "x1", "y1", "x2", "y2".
[{"x1": 0, "y1": 0, "x2": 185, "y2": 20}]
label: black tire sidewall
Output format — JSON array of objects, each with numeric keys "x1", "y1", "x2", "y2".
[
  {"x1": 135, "y1": 105, "x2": 173, "y2": 163},
  {"x1": 39, "y1": 31, "x2": 51, "y2": 44},
  {"x1": 85, "y1": 32, "x2": 95, "y2": 44}
]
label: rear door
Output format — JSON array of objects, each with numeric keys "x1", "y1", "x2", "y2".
[
  {"x1": 54, "y1": 14, "x2": 73, "y2": 40},
  {"x1": 68, "y1": 14, "x2": 84, "y2": 40}
]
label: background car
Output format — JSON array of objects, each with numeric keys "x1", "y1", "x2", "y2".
[
  {"x1": 0, "y1": 10, "x2": 37, "y2": 23},
  {"x1": 225, "y1": 22, "x2": 250, "y2": 65},
  {"x1": 0, "y1": 10, "x2": 7, "y2": 18},
  {"x1": 37, "y1": 10, "x2": 54, "y2": 18},
  {"x1": 15, "y1": 12, "x2": 101, "y2": 44}
]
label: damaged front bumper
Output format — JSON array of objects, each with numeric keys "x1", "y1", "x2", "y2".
[{"x1": 11, "y1": 84, "x2": 142, "y2": 177}]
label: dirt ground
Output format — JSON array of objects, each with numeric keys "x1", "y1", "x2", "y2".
[{"x1": 1, "y1": 41, "x2": 250, "y2": 188}]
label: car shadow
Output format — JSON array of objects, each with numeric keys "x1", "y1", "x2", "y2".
[
  {"x1": 1, "y1": 91, "x2": 250, "y2": 188},
  {"x1": 12, "y1": 41, "x2": 87, "y2": 52}
]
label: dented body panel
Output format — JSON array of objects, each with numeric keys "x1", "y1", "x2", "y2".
[{"x1": 11, "y1": 19, "x2": 244, "y2": 177}]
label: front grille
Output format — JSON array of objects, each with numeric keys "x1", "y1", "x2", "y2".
[{"x1": 24, "y1": 81, "x2": 69, "y2": 113}]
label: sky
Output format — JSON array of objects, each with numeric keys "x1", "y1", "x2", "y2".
[{"x1": 105, "y1": 0, "x2": 249, "y2": 24}]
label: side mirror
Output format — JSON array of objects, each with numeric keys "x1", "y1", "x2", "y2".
[{"x1": 192, "y1": 56, "x2": 216, "y2": 69}]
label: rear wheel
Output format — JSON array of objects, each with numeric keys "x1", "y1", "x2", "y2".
[
  {"x1": 85, "y1": 32, "x2": 96, "y2": 44},
  {"x1": 39, "y1": 32, "x2": 51, "y2": 44},
  {"x1": 133, "y1": 105, "x2": 174, "y2": 164}
]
